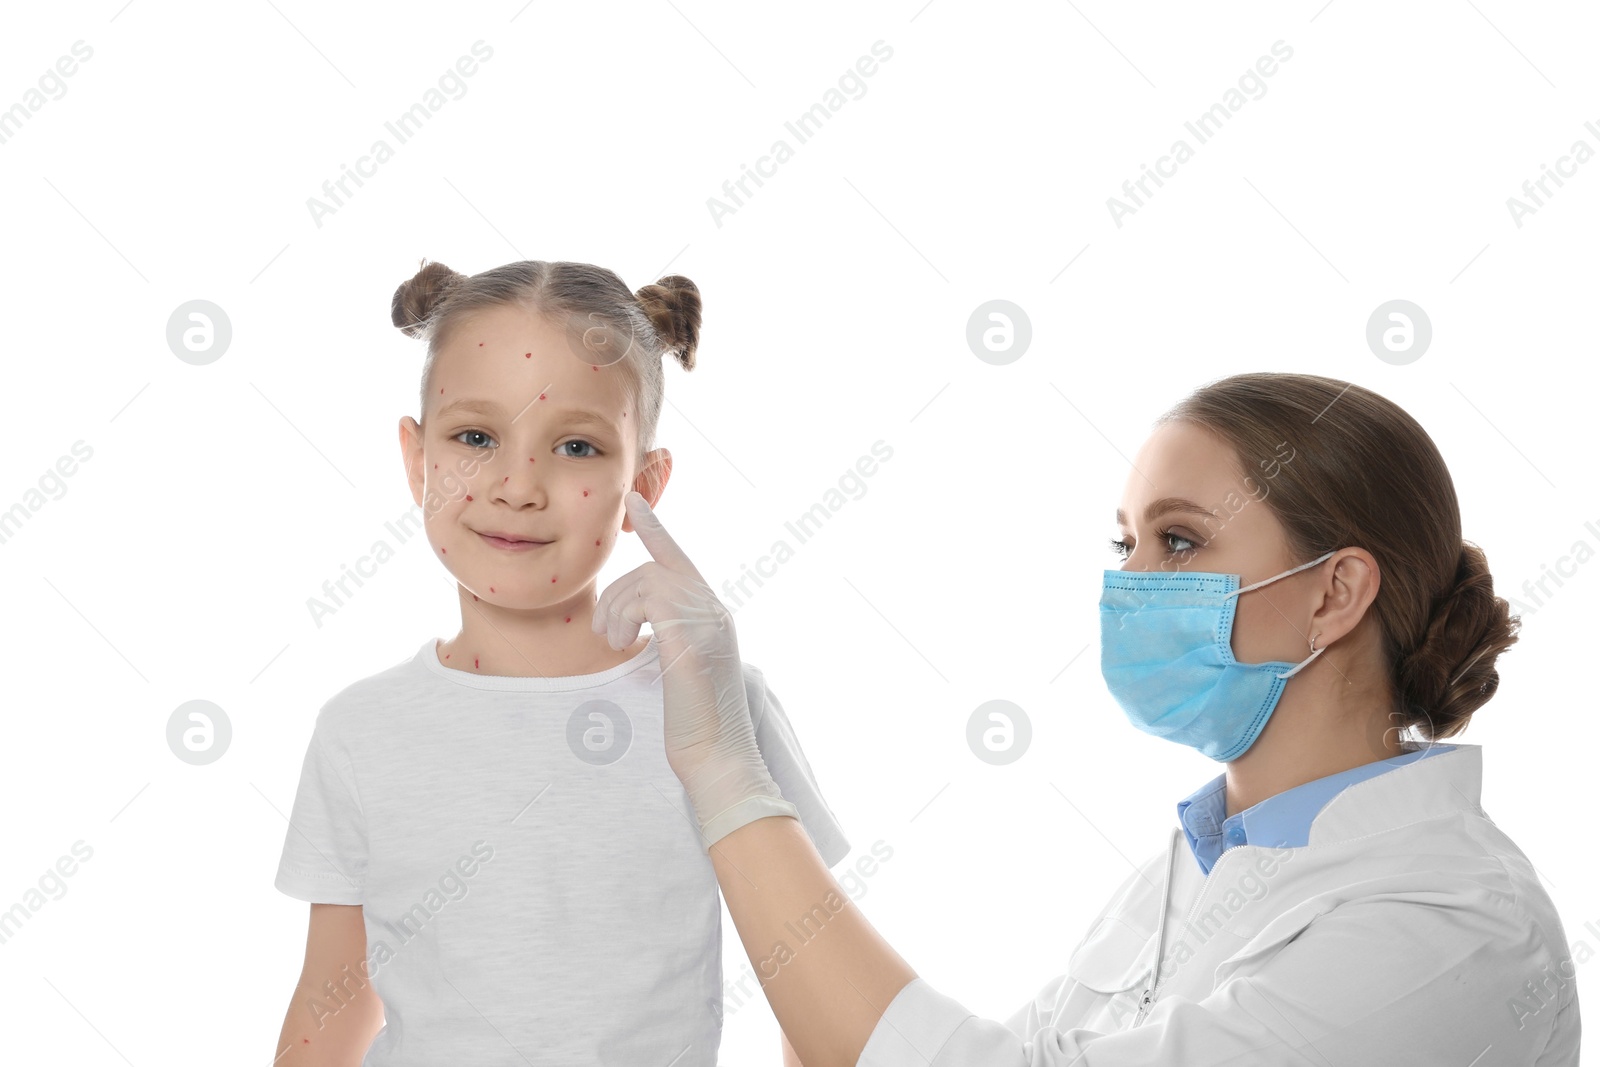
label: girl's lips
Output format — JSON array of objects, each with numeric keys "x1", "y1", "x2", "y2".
[{"x1": 477, "y1": 533, "x2": 551, "y2": 552}]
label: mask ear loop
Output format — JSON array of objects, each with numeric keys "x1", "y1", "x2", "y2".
[
  {"x1": 1273, "y1": 632, "x2": 1324, "y2": 680},
  {"x1": 1223, "y1": 549, "x2": 1338, "y2": 599},
  {"x1": 1222, "y1": 551, "x2": 1336, "y2": 681}
]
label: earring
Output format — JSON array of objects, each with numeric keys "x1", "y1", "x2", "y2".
[{"x1": 1277, "y1": 632, "x2": 1327, "y2": 680}]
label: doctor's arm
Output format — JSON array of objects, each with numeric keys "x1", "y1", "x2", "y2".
[
  {"x1": 713, "y1": 813, "x2": 917, "y2": 1067},
  {"x1": 717, "y1": 815, "x2": 1570, "y2": 1066}
]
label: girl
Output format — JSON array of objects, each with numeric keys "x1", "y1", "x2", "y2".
[
  {"x1": 272, "y1": 259, "x2": 850, "y2": 1065},
  {"x1": 601, "y1": 371, "x2": 1581, "y2": 1065}
]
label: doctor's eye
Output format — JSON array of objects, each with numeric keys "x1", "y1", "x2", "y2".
[
  {"x1": 1108, "y1": 530, "x2": 1198, "y2": 559},
  {"x1": 1163, "y1": 530, "x2": 1198, "y2": 554}
]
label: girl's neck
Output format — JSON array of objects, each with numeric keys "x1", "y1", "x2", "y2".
[
  {"x1": 434, "y1": 634, "x2": 650, "y2": 678},
  {"x1": 437, "y1": 584, "x2": 650, "y2": 678}
]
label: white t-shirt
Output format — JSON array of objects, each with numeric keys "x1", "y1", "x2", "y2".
[{"x1": 275, "y1": 634, "x2": 851, "y2": 1066}]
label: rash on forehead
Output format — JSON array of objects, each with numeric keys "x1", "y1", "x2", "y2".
[{"x1": 431, "y1": 305, "x2": 632, "y2": 428}]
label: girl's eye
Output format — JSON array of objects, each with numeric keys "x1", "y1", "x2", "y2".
[
  {"x1": 560, "y1": 440, "x2": 600, "y2": 458},
  {"x1": 1108, "y1": 530, "x2": 1198, "y2": 559},
  {"x1": 455, "y1": 430, "x2": 496, "y2": 449}
]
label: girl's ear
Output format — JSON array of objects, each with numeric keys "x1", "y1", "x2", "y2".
[
  {"x1": 621, "y1": 448, "x2": 673, "y2": 533},
  {"x1": 399, "y1": 415, "x2": 426, "y2": 507}
]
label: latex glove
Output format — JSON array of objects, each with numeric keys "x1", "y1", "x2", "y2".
[{"x1": 591, "y1": 491, "x2": 800, "y2": 848}]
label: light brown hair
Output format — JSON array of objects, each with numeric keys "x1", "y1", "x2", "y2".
[{"x1": 389, "y1": 258, "x2": 701, "y2": 471}]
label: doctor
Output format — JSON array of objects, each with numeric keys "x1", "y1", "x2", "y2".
[{"x1": 592, "y1": 372, "x2": 1581, "y2": 1065}]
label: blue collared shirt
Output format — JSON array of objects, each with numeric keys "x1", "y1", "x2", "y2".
[{"x1": 1176, "y1": 743, "x2": 1459, "y2": 874}]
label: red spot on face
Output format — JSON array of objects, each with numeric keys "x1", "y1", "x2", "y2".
[
  {"x1": 525, "y1": 352, "x2": 532, "y2": 358},
  {"x1": 595, "y1": 539, "x2": 601, "y2": 545},
  {"x1": 489, "y1": 586, "x2": 494, "y2": 592},
  {"x1": 465, "y1": 495, "x2": 473, "y2": 501},
  {"x1": 303, "y1": 1039, "x2": 310, "y2": 1044},
  {"x1": 551, "y1": 575, "x2": 558, "y2": 582},
  {"x1": 503, "y1": 476, "x2": 508, "y2": 484},
  {"x1": 479, "y1": 342, "x2": 484, "y2": 346},
  {"x1": 441, "y1": 387, "x2": 444, "y2": 394},
  {"x1": 529, "y1": 457, "x2": 535, "y2": 462},
  {"x1": 582, "y1": 490, "x2": 589, "y2": 497},
  {"x1": 539, "y1": 393, "x2": 547, "y2": 400},
  {"x1": 475, "y1": 657, "x2": 479, "y2": 668},
  {"x1": 434, "y1": 464, "x2": 438, "y2": 469},
  {"x1": 444, "y1": 653, "x2": 450, "y2": 659},
  {"x1": 565, "y1": 616, "x2": 572, "y2": 623},
  {"x1": 472, "y1": 593, "x2": 478, "y2": 601},
  {"x1": 592, "y1": 365, "x2": 599, "y2": 371},
  {"x1": 440, "y1": 547, "x2": 446, "y2": 554}
]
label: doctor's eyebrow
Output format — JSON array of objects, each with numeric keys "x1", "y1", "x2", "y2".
[{"x1": 1116, "y1": 497, "x2": 1212, "y2": 525}]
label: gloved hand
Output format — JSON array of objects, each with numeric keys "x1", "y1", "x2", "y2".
[{"x1": 591, "y1": 491, "x2": 800, "y2": 848}]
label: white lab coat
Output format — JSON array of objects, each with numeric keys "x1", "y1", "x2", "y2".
[{"x1": 857, "y1": 743, "x2": 1580, "y2": 1065}]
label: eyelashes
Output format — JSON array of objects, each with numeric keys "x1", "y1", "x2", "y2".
[
  {"x1": 450, "y1": 429, "x2": 602, "y2": 458},
  {"x1": 1108, "y1": 530, "x2": 1199, "y2": 559}
]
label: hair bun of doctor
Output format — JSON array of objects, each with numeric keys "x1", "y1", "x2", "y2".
[
  {"x1": 1161, "y1": 372, "x2": 1520, "y2": 741},
  {"x1": 389, "y1": 258, "x2": 701, "y2": 466},
  {"x1": 1392, "y1": 539, "x2": 1519, "y2": 736}
]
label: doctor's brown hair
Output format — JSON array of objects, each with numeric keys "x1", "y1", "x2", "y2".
[
  {"x1": 1160, "y1": 372, "x2": 1520, "y2": 741},
  {"x1": 389, "y1": 258, "x2": 701, "y2": 469}
]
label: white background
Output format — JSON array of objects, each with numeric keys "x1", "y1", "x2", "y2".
[{"x1": 0, "y1": 1, "x2": 1594, "y2": 1063}]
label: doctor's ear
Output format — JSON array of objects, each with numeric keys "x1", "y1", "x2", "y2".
[
  {"x1": 1311, "y1": 548, "x2": 1383, "y2": 645},
  {"x1": 621, "y1": 447, "x2": 673, "y2": 534}
]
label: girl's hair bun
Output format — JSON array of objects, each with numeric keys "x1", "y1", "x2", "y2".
[
  {"x1": 391, "y1": 258, "x2": 466, "y2": 339},
  {"x1": 634, "y1": 274, "x2": 702, "y2": 370}
]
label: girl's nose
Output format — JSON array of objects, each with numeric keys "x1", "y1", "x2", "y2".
[{"x1": 492, "y1": 457, "x2": 548, "y2": 509}]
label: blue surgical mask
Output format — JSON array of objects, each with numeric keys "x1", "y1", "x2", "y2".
[{"x1": 1099, "y1": 550, "x2": 1337, "y2": 761}]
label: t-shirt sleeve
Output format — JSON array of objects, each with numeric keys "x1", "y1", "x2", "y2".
[
  {"x1": 746, "y1": 665, "x2": 851, "y2": 868},
  {"x1": 274, "y1": 708, "x2": 368, "y2": 904}
]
